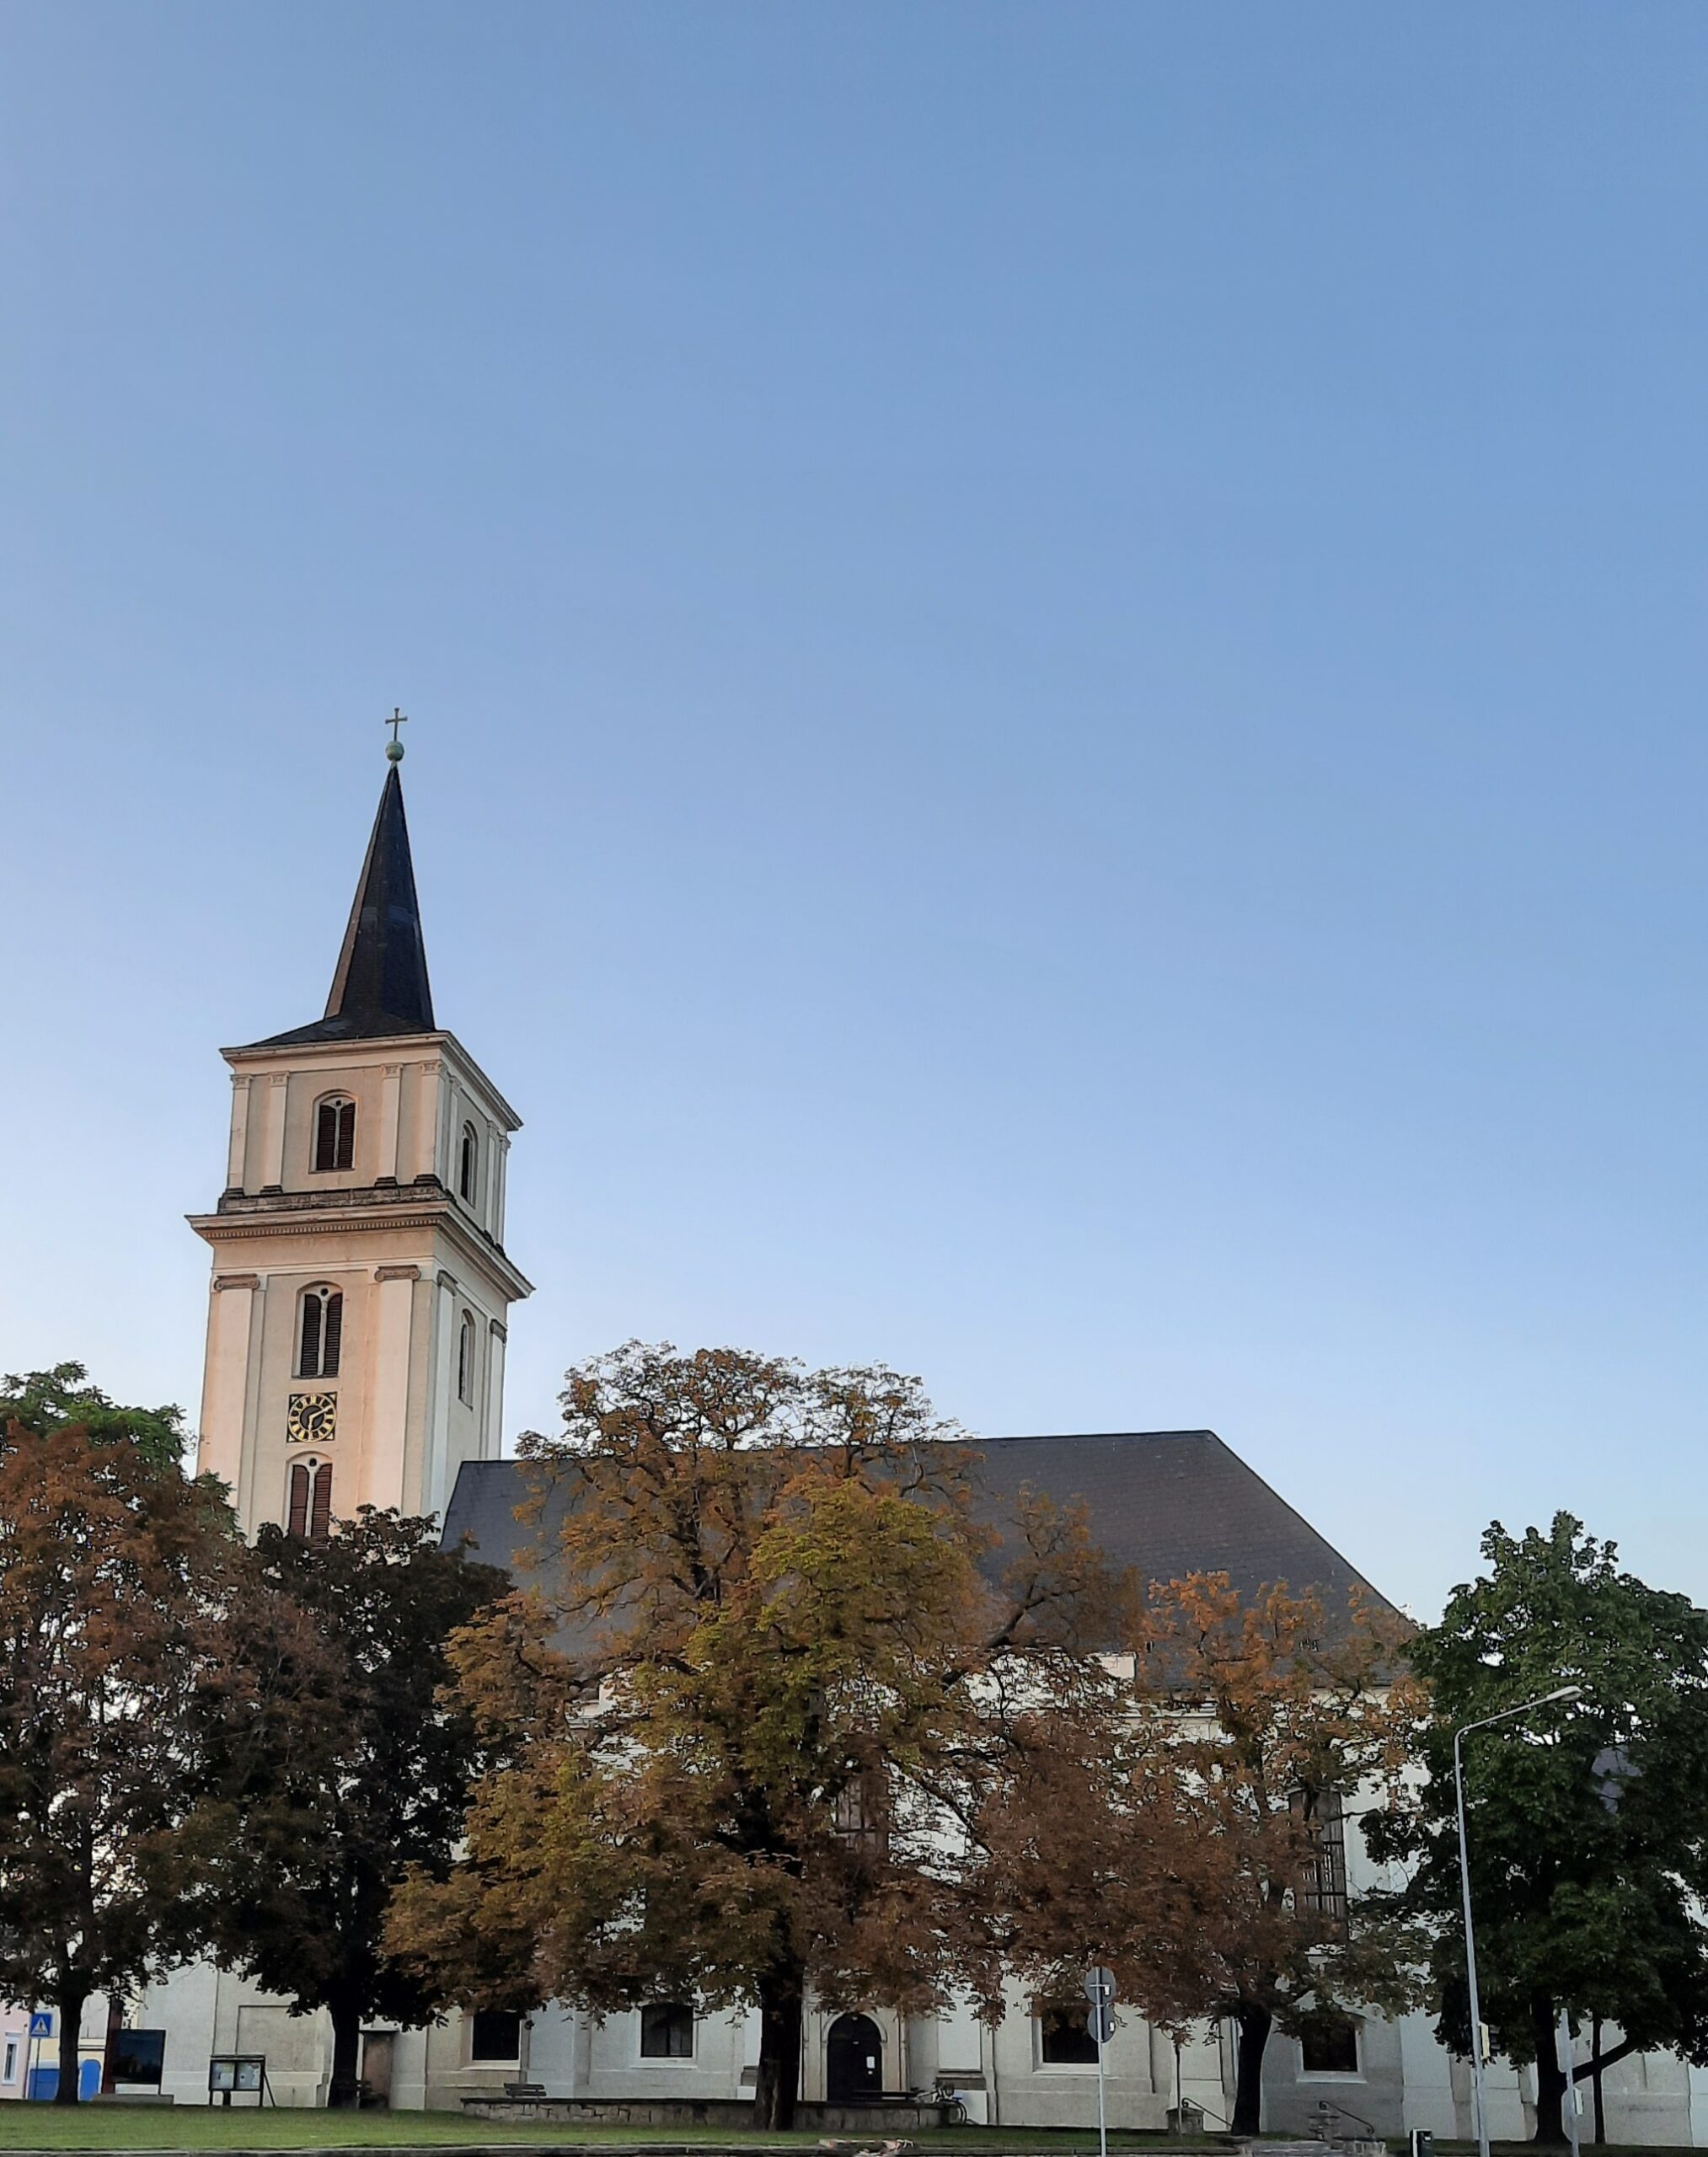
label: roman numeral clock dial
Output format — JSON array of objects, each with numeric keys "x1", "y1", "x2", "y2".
[{"x1": 286, "y1": 1391, "x2": 337, "y2": 1445}]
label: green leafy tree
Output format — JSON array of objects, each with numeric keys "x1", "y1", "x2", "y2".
[
  {"x1": 186, "y1": 1509, "x2": 509, "y2": 2107},
  {"x1": 0, "y1": 1416, "x2": 239, "y2": 2102},
  {"x1": 387, "y1": 1342, "x2": 1123, "y2": 2130},
  {"x1": 1364, "y1": 1514, "x2": 1708, "y2": 2144},
  {"x1": 1, "y1": 1363, "x2": 187, "y2": 1470}
]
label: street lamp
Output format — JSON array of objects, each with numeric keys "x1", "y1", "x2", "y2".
[{"x1": 1454, "y1": 1686, "x2": 1583, "y2": 2157}]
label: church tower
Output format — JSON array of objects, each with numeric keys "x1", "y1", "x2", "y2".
[{"x1": 190, "y1": 740, "x2": 532, "y2": 1537}]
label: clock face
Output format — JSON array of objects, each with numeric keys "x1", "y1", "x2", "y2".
[{"x1": 286, "y1": 1391, "x2": 337, "y2": 1445}]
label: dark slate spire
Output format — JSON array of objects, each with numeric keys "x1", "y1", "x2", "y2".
[
  {"x1": 249, "y1": 763, "x2": 436, "y2": 1047},
  {"x1": 322, "y1": 761, "x2": 436, "y2": 1032}
]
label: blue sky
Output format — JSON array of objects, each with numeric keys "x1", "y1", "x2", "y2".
[{"x1": 3, "y1": 3, "x2": 1705, "y2": 1619}]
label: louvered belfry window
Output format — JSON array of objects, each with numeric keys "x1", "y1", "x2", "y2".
[
  {"x1": 457, "y1": 1311, "x2": 476, "y2": 1404},
  {"x1": 287, "y1": 1460, "x2": 310, "y2": 1537},
  {"x1": 309, "y1": 1460, "x2": 333, "y2": 1540},
  {"x1": 297, "y1": 1287, "x2": 343, "y2": 1378},
  {"x1": 314, "y1": 1095, "x2": 356, "y2": 1173},
  {"x1": 288, "y1": 1460, "x2": 335, "y2": 1540}
]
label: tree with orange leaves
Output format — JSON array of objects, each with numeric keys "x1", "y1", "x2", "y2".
[
  {"x1": 387, "y1": 1341, "x2": 1124, "y2": 2129},
  {"x1": 0, "y1": 1410, "x2": 240, "y2": 2103},
  {"x1": 1112, "y1": 1574, "x2": 1427, "y2": 2133}
]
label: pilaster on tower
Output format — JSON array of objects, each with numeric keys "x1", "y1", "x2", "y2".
[{"x1": 189, "y1": 744, "x2": 531, "y2": 1539}]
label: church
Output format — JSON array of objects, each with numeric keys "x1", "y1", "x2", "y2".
[{"x1": 119, "y1": 752, "x2": 1702, "y2": 2141}]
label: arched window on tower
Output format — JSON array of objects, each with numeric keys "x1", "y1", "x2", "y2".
[
  {"x1": 287, "y1": 1458, "x2": 334, "y2": 1540},
  {"x1": 313, "y1": 1094, "x2": 356, "y2": 1173},
  {"x1": 297, "y1": 1285, "x2": 344, "y2": 1378},
  {"x1": 458, "y1": 1310, "x2": 476, "y2": 1405},
  {"x1": 458, "y1": 1121, "x2": 479, "y2": 1204}
]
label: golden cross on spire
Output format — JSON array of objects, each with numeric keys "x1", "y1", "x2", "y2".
[{"x1": 386, "y1": 706, "x2": 408, "y2": 763}]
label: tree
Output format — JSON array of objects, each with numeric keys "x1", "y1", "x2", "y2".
[
  {"x1": 186, "y1": 1509, "x2": 509, "y2": 2107},
  {"x1": 387, "y1": 1342, "x2": 1122, "y2": 2129},
  {"x1": 1120, "y1": 1573, "x2": 1426, "y2": 2135},
  {"x1": 1363, "y1": 1514, "x2": 1708, "y2": 2145},
  {"x1": 0, "y1": 1415, "x2": 238, "y2": 2102},
  {"x1": 1, "y1": 1363, "x2": 187, "y2": 1470}
]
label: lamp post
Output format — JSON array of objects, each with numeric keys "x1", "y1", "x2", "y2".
[{"x1": 1454, "y1": 1686, "x2": 1583, "y2": 2157}]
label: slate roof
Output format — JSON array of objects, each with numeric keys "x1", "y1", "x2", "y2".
[
  {"x1": 442, "y1": 1428, "x2": 1391, "y2": 1616},
  {"x1": 245, "y1": 764, "x2": 436, "y2": 1048}
]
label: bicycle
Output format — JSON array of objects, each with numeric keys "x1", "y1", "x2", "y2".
[{"x1": 926, "y1": 2079, "x2": 968, "y2": 2126}]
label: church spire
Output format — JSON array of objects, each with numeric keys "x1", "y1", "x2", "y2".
[
  {"x1": 249, "y1": 755, "x2": 436, "y2": 1047},
  {"x1": 322, "y1": 761, "x2": 436, "y2": 1036}
]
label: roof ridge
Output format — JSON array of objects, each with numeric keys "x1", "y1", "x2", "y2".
[{"x1": 984, "y1": 1428, "x2": 1218, "y2": 1444}]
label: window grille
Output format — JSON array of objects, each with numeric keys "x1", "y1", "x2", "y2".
[
  {"x1": 832, "y1": 1769, "x2": 888, "y2": 1854},
  {"x1": 1295, "y1": 1785, "x2": 1349, "y2": 1932}
]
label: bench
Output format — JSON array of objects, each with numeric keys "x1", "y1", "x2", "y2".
[{"x1": 502, "y1": 2082, "x2": 547, "y2": 2100}]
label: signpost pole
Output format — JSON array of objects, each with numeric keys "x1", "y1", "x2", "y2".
[{"x1": 1084, "y1": 1967, "x2": 1116, "y2": 2157}]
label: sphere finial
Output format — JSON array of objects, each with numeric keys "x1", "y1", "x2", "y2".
[{"x1": 386, "y1": 706, "x2": 408, "y2": 762}]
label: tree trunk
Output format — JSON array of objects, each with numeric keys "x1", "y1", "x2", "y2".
[
  {"x1": 1529, "y1": 1990, "x2": 1566, "y2": 2146},
  {"x1": 752, "y1": 1969, "x2": 805, "y2": 2131},
  {"x1": 327, "y1": 2001, "x2": 364, "y2": 2110},
  {"x1": 53, "y1": 1983, "x2": 88, "y2": 2106},
  {"x1": 1564, "y1": 2024, "x2": 1636, "y2": 2146},
  {"x1": 1231, "y1": 2001, "x2": 1272, "y2": 2137},
  {"x1": 1591, "y1": 2017, "x2": 1605, "y2": 2144}
]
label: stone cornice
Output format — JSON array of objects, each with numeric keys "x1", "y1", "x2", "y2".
[
  {"x1": 188, "y1": 1197, "x2": 533, "y2": 1303},
  {"x1": 192, "y1": 1208, "x2": 448, "y2": 1240},
  {"x1": 209, "y1": 1176, "x2": 451, "y2": 1221}
]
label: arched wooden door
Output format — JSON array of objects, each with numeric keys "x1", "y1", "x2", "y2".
[{"x1": 826, "y1": 2013, "x2": 883, "y2": 2102}]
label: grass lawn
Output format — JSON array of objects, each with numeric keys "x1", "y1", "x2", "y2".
[
  {"x1": 0, "y1": 2126, "x2": 1695, "y2": 2157},
  {"x1": 0, "y1": 2115, "x2": 1196, "y2": 2154}
]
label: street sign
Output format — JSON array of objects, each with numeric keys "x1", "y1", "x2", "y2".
[
  {"x1": 1086, "y1": 2004, "x2": 1116, "y2": 2046},
  {"x1": 28, "y1": 2014, "x2": 51, "y2": 2040},
  {"x1": 1084, "y1": 1966, "x2": 1117, "y2": 2006}
]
